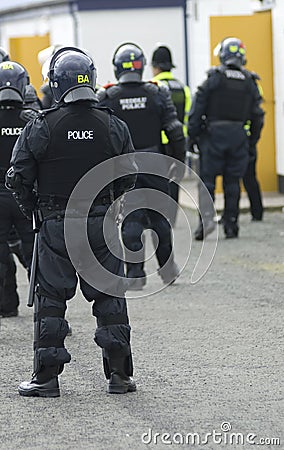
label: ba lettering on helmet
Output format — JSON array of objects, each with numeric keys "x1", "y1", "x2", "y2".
[
  {"x1": 48, "y1": 46, "x2": 97, "y2": 103},
  {"x1": 67, "y1": 130, "x2": 94, "y2": 140},
  {"x1": 77, "y1": 74, "x2": 90, "y2": 84},
  {"x1": 1, "y1": 63, "x2": 14, "y2": 71}
]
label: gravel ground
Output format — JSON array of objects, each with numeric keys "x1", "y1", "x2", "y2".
[{"x1": 0, "y1": 208, "x2": 283, "y2": 450}]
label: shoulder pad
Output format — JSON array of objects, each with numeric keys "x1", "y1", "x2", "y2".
[
  {"x1": 207, "y1": 67, "x2": 219, "y2": 77},
  {"x1": 250, "y1": 71, "x2": 261, "y2": 81},
  {"x1": 143, "y1": 81, "x2": 160, "y2": 95},
  {"x1": 100, "y1": 84, "x2": 121, "y2": 100},
  {"x1": 144, "y1": 81, "x2": 164, "y2": 94},
  {"x1": 96, "y1": 87, "x2": 107, "y2": 101}
]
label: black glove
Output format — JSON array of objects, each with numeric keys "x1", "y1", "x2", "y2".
[{"x1": 6, "y1": 168, "x2": 36, "y2": 220}]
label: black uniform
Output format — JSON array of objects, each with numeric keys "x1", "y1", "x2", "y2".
[
  {"x1": 0, "y1": 104, "x2": 36, "y2": 316},
  {"x1": 9, "y1": 99, "x2": 137, "y2": 384},
  {"x1": 97, "y1": 80, "x2": 185, "y2": 286},
  {"x1": 2, "y1": 84, "x2": 41, "y2": 317},
  {"x1": 188, "y1": 64, "x2": 264, "y2": 237}
]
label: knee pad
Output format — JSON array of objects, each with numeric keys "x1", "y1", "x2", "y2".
[
  {"x1": 94, "y1": 323, "x2": 131, "y2": 356},
  {"x1": 33, "y1": 294, "x2": 70, "y2": 367},
  {"x1": 36, "y1": 347, "x2": 71, "y2": 367},
  {"x1": 34, "y1": 316, "x2": 71, "y2": 370}
]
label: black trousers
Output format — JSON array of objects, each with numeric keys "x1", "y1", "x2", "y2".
[
  {"x1": 0, "y1": 190, "x2": 33, "y2": 314},
  {"x1": 122, "y1": 209, "x2": 173, "y2": 277},
  {"x1": 242, "y1": 158, "x2": 263, "y2": 220},
  {"x1": 198, "y1": 124, "x2": 249, "y2": 224},
  {"x1": 32, "y1": 214, "x2": 133, "y2": 378}
]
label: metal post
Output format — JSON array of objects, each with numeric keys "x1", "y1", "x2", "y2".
[{"x1": 183, "y1": 0, "x2": 190, "y2": 86}]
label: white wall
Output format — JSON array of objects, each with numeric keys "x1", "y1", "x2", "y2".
[
  {"x1": 77, "y1": 7, "x2": 186, "y2": 86},
  {"x1": 0, "y1": 10, "x2": 75, "y2": 57}
]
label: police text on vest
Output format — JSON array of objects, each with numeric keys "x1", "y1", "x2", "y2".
[
  {"x1": 119, "y1": 97, "x2": 147, "y2": 110},
  {"x1": 1, "y1": 127, "x2": 23, "y2": 136},
  {"x1": 67, "y1": 130, "x2": 94, "y2": 140}
]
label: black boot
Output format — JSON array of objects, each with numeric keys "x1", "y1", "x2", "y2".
[
  {"x1": 194, "y1": 219, "x2": 216, "y2": 241},
  {"x1": 158, "y1": 261, "x2": 180, "y2": 285},
  {"x1": 224, "y1": 218, "x2": 239, "y2": 239},
  {"x1": 18, "y1": 366, "x2": 60, "y2": 398},
  {"x1": 107, "y1": 357, "x2": 136, "y2": 394}
]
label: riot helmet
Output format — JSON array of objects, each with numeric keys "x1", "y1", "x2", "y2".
[
  {"x1": 0, "y1": 61, "x2": 29, "y2": 103},
  {"x1": 0, "y1": 47, "x2": 10, "y2": 63},
  {"x1": 112, "y1": 42, "x2": 146, "y2": 82},
  {"x1": 151, "y1": 44, "x2": 175, "y2": 71},
  {"x1": 216, "y1": 37, "x2": 247, "y2": 69},
  {"x1": 48, "y1": 46, "x2": 97, "y2": 103}
]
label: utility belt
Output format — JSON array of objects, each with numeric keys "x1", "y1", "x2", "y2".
[{"x1": 38, "y1": 194, "x2": 113, "y2": 220}]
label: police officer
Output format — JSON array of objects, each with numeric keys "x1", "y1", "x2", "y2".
[
  {"x1": 0, "y1": 46, "x2": 42, "y2": 110},
  {"x1": 188, "y1": 37, "x2": 264, "y2": 239},
  {"x1": 151, "y1": 44, "x2": 191, "y2": 226},
  {"x1": 0, "y1": 48, "x2": 41, "y2": 317},
  {"x1": 0, "y1": 61, "x2": 37, "y2": 317},
  {"x1": 97, "y1": 42, "x2": 185, "y2": 290},
  {"x1": 7, "y1": 46, "x2": 137, "y2": 397}
]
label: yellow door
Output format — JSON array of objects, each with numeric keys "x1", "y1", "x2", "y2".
[
  {"x1": 210, "y1": 11, "x2": 276, "y2": 192},
  {"x1": 9, "y1": 34, "x2": 50, "y2": 99}
]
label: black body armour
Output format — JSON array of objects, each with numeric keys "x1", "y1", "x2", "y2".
[
  {"x1": 107, "y1": 83, "x2": 162, "y2": 150},
  {"x1": 164, "y1": 79, "x2": 185, "y2": 124},
  {"x1": 206, "y1": 68, "x2": 253, "y2": 122},
  {"x1": 38, "y1": 104, "x2": 113, "y2": 198},
  {"x1": 0, "y1": 106, "x2": 26, "y2": 182}
]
